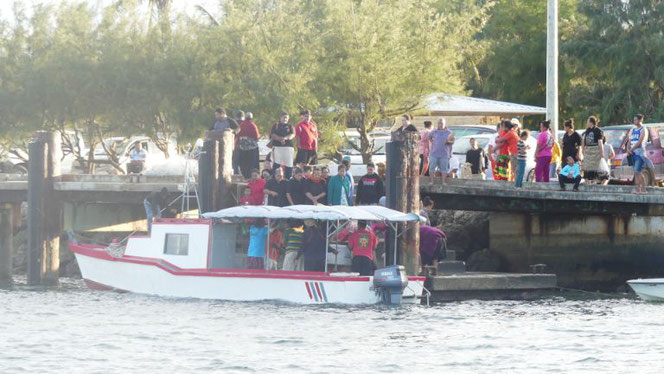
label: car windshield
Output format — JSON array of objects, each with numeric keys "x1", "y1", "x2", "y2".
[
  {"x1": 453, "y1": 138, "x2": 490, "y2": 154},
  {"x1": 449, "y1": 127, "x2": 494, "y2": 138},
  {"x1": 339, "y1": 135, "x2": 388, "y2": 155},
  {"x1": 603, "y1": 129, "x2": 630, "y2": 149}
]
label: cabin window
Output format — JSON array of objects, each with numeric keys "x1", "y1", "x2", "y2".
[{"x1": 164, "y1": 233, "x2": 189, "y2": 256}]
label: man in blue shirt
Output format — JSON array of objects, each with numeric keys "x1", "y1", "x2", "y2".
[{"x1": 558, "y1": 156, "x2": 581, "y2": 191}]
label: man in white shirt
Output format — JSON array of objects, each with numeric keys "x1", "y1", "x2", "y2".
[{"x1": 127, "y1": 142, "x2": 147, "y2": 174}]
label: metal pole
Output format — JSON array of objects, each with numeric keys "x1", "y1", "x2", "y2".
[
  {"x1": 547, "y1": 0, "x2": 559, "y2": 138},
  {"x1": 265, "y1": 219, "x2": 270, "y2": 271},
  {"x1": 324, "y1": 221, "x2": 329, "y2": 273},
  {"x1": 393, "y1": 223, "x2": 398, "y2": 266}
]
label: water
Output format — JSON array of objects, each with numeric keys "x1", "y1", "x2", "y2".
[{"x1": 1, "y1": 278, "x2": 663, "y2": 374}]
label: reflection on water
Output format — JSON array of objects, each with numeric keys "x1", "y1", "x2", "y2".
[{"x1": 1, "y1": 278, "x2": 663, "y2": 373}]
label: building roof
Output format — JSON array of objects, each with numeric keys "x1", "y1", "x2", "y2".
[{"x1": 422, "y1": 93, "x2": 547, "y2": 116}]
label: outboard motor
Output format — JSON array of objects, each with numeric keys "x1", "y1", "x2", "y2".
[{"x1": 373, "y1": 265, "x2": 408, "y2": 305}]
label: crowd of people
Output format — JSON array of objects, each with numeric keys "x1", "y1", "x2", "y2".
[
  {"x1": 417, "y1": 112, "x2": 649, "y2": 194},
  {"x1": 188, "y1": 108, "x2": 652, "y2": 275}
]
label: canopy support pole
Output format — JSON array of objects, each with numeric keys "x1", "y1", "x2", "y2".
[
  {"x1": 265, "y1": 219, "x2": 270, "y2": 271},
  {"x1": 324, "y1": 221, "x2": 329, "y2": 273}
]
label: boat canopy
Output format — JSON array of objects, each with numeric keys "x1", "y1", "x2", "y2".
[{"x1": 202, "y1": 204, "x2": 424, "y2": 223}]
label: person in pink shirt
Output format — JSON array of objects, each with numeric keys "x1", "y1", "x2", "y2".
[
  {"x1": 419, "y1": 120, "x2": 433, "y2": 176},
  {"x1": 534, "y1": 120, "x2": 554, "y2": 182}
]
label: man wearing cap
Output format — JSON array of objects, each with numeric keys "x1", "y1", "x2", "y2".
[{"x1": 295, "y1": 110, "x2": 318, "y2": 167}]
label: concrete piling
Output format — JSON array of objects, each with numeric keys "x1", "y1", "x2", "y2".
[{"x1": 0, "y1": 204, "x2": 13, "y2": 287}]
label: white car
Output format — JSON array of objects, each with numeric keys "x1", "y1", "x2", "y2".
[
  {"x1": 86, "y1": 135, "x2": 177, "y2": 174},
  {"x1": 453, "y1": 133, "x2": 538, "y2": 182},
  {"x1": 327, "y1": 130, "x2": 390, "y2": 177}
]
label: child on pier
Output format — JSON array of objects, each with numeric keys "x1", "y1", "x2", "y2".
[{"x1": 515, "y1": 130, "x2": 530, "y2": 189}]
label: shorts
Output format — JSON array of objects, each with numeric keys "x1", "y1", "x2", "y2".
[
  {"x1": 429, "y1": 156, "x2": 449, "y2": 174},
  {"x1": 246, "y1": 256, "x2": 264, "y2": 269},
  {"x1": 351, "y1": 256, "x2": 376, "y2": 276},
  {"x1": 295, "y1": 149, "x2": 317, "y2": 165},
  {"x1": 633, "y1": 154, "x2": 645, "y2": 173}
]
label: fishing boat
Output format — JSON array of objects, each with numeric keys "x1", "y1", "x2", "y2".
[
  {"x1": 627, "y1": 278, "x2": 664, "y2": 301},
  {"x1": 70, "y1": 205, "x2": 428, "y2": 305}
]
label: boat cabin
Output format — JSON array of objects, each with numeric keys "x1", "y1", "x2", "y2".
[{"x1": 122, "y1": 205, "x2": 423, "y2": 274}]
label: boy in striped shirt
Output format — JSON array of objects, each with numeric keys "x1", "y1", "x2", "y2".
[{"x1": 515, "y1": 130, "x2": 530, "y2": 188}]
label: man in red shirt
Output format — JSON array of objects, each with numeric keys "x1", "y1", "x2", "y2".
[
  {"x1": 348, "y1": 221, "x2": 378, "y2": 276},
  {"x1": 295, "y1": 110, "x2": 318, "y2": 167},
  {"x1": 247, "y1": 169, "x2": 266, "y2": 205}
]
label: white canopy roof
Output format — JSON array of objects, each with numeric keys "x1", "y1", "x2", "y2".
[
  {"x1": 422, "y1": 93, "x2": 546, "y2": 116},
  {"x1": 202, "y1": 205, "x2": 423, "y2": 223}
]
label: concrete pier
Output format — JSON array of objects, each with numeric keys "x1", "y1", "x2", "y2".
[{"x1": 428, "y1": 272, "x2": 557, "y2": 301}]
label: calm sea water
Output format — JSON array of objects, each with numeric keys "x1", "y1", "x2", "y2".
[{"x1": 1, "y1": 277, "x2": 663, "y2": 374}]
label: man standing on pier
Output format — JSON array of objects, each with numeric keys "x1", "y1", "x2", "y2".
[
  {"x1": 211, "y1": 108, "x2": 239, "y2": 132},
  {"x1": 295, "y1": 110, "x2": 318, "y2": 167}
]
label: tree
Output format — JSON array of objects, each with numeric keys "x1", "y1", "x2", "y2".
[
  {"x1": 466, "y1": 0, "x2": 580, "y2": 126},
  {"x1": 564, "y1": 0, "x2": 664, "y2": 124},
  {"x1": 318, "y1": 0, "x2": 487, "y2": 162}
]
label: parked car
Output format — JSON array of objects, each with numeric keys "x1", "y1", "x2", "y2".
[
  {"x1": 447, "y1": 125, "x2": 497, "y2": 137},
  {"x1": 327, "y1": 130, "x2": 390, "y2": 177},
  {"x1": 453, "y1": 133, "x2": 537, "y2": 181},
  {"x1": 603, "y1": 123, "x2": 664, "y2": 185},
  {"x1": 86, "y1": 135, "x2": 177, "y2": 174}
]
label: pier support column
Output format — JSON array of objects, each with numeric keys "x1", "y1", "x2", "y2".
[
  {"x1": 387, "y1": 131, "x2": 421, "y2": 275},
  {"x1": 202, "y1": 130, "x2": 235, "y2": 212},
  {"x1": 198, "y1": 139, "x2": 216, "y2": 214},
  {"x1": 27, "y1": 131, "x2": 62, "y2": 285},
  {"x1": 0, "y1": 204, "x2": 13, "y2": 287}
]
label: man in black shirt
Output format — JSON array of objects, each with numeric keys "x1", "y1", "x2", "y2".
[
  {"x1": 286, "y1": 167, "x2": 306, "y2": 205},
  {"x1": 356, "y1": 162, "x2": 385, "y2": 205},
  {"x1": 144, "y1": 187, "x2": 169, "y2": 234},
  {"x1": 465, "y1": 138, "x2": 487, "y2": 179},
  {"x1": 270, "y1": 112, "x2": 296, "y2": 179},
  {"x1": 264, "y1": 167, "x2": 288, "y2": 206},
  {"x1": 304, "y1": 167, "x2": 327, "y2": 205},
  {"x1": 562, "y1": 119, "x2": 582, "y2": 161}
]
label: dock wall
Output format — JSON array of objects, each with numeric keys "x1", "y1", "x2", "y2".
[{"x1": 490, "y1": 212, "x2": 664, "y2": 290}]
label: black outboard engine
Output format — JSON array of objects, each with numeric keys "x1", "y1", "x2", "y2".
[{"x1": 373, "y1": 265, "x2": 408, "y2": 305}]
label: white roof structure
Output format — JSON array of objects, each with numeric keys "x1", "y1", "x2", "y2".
[
  {"x1": 202, "y1": 205, "x2": 423, "y2": 223},
  {"x1": 422, "y1": 93, "x2": 547, "y2": 116}
]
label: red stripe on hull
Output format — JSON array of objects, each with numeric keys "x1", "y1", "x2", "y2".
[
  {"x1": 314, "y1": 282, "x2": 323, "y2": 301},
  {"x1": 305, "y1": 282, "x2": 313, "y2": 299},
  {"x1": 71, "y1": 243, "x2": 426, "y2": 284}
]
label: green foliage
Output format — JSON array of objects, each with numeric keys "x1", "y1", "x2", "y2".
[
  {"x1": 467, "y1": 0, "x2": 580, "y2": 127},
  {"x1": 564, "y1": 0, "x2": 664, "y2": 124}
]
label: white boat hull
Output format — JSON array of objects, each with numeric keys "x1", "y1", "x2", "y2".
[
  {"x1": 627, "y1": 279, "x2": 664, "y2": 301},
  {"x1": 73, "y1": 245, "x2": 425, "y2": 305}
]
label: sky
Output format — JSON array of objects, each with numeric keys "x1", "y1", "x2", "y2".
[{"x1": 0, "y1": 0, "x2": 221, "y2": 21}]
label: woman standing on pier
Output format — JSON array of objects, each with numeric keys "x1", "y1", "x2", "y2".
[
  {"x1": 534, "y1": 120, "x2": 554, "y2": 182},
  {"x1": 581, "y1": 116, "x2": 604, "y2": 184}
]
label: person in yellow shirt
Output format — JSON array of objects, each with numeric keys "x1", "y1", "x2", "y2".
[{"x1": 549, "y1": 131, "x2": 562, "y2": 179}]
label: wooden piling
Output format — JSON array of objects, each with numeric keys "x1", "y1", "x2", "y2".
[
  {"x1": 27, "y1": 131, "x2": 62, "y2": 285},
  {"x1": 387, "y1": 131, "x2": 421, "y2": 275},
  {"x1": 198, "y1": 139, "x2": 215, "y2": 214},
  {"x1": 204, "y1": 130, "x2": 235, "y2": 211},
  {"x1": 0, "y1": 204, "x2": 13, "y2": 287},
  {"x1": 403, "y1": 132, "x2": 421, "y2": 275}
]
